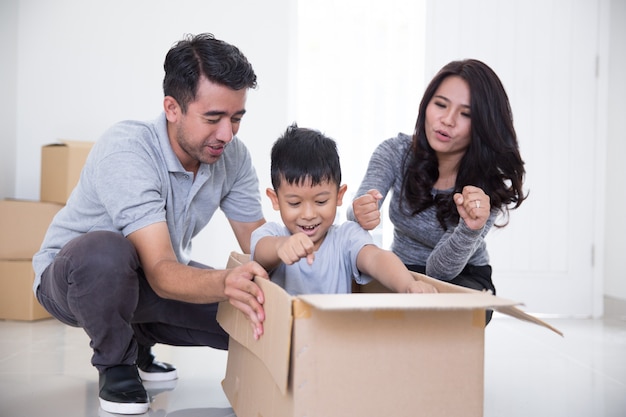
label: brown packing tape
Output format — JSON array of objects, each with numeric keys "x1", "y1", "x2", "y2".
[
  {"x1": 293, "y1": 298, "x2": 312, "y2": 319},
  {"x1": 472, "y1": 310, "x2": 486, "y2": 328}
]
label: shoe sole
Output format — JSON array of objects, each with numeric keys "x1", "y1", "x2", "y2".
[
  {"x1": 99, "y1": 398, "x2": 149, "y2": 415},
  {"x1": 142, "y1": 379, "x2": 178, "y2": 393},
  {"x1": 138, "y1": 368, "x2": 178, "y2": 382}
]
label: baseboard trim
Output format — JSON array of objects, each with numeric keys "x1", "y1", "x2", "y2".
[{"x1": 604, "y1": 296, "x2": 626, "y2": 320}]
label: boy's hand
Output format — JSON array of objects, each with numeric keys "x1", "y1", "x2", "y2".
[
  {"x1": 406, "y1": 280, "x2": 438, "y2": 294},
  {"x1": 277, "y1": 232, "x2": 315, "y2": 265}
]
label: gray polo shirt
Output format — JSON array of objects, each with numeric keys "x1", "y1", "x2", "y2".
[{"x1": 33, "y1": 113, "x2": 264, "y2": 292}]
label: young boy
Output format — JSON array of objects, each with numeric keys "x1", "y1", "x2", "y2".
[{"x1": 251, "y1": 124, "x2": 437, "y2": 295}]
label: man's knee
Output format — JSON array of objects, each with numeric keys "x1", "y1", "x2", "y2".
[
  {"x1": 73, "y1": 231, "x2": 138, "y2": 268},
  {"x1": 80, "y1": 231, "x2": 138, "y2": 264},
  {"x1": 61, "y1": 231, "x2": 140, "y2": 292}
]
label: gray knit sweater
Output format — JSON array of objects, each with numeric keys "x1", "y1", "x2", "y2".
[{"x1": 347, "y1": 133, "x2": 495, "y2": 281}]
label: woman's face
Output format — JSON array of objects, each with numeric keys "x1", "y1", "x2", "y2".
[{"x1": 424, "y1": 75, "x2": 472, "y2": 160}]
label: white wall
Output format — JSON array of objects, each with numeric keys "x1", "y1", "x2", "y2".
[
  {"x1": 421, "y1": 0, "x2": 605, "y2": 316},
  {"x1": 6, "y1": 0, "x2": 292, "y2": 267},
  {"x1": 0, "y1": 0, "x2": 18, "y2": 199},
  {"x1": 604, "y1": 0, "x2": 626, "y2": 300},
  {"x1": 3, "y1": 0, "x2": 625, "y2": 306}
]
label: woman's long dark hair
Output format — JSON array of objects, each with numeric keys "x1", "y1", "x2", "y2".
[{"x1": 401, "y1": 59, "x2": 527, "y2": 229}]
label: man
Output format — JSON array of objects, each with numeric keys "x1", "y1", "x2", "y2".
[{"x1": 33, "y1": 33, "x2": 268, "y2": 415}]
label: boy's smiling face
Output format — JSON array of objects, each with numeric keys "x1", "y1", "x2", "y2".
[{"x1": 267, "y1": 177, "x2": 347, "y2": 250}]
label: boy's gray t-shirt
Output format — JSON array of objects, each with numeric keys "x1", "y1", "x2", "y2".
[
  {"x1": 33, "y1": 113, "x2": 264, "y2": 292},
  {"x1": 250, "y1": 221, "x2": 373, "y2": 295}
]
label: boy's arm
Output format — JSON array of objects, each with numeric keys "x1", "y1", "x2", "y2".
[
  {"x1": 356, "y1": 245, "x2": 438, "y2": 293},
  {"x1": 253, "y1": 236, "x2": 288, "y2": 271},
  {"x1": 254, "y1": 233, "x2": 316, "y2": 271}
]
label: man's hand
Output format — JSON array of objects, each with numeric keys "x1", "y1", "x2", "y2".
[
  {"x1": 223, "y1": 261, "x2": 269, "y2": 340},
  {"x1": 352, "y1": 189, "x2": 383, "y2": 231}
]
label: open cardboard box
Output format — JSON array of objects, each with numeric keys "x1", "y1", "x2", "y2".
[{"x1": 217, "y1": 252, "x2": 561, "y2": 417}]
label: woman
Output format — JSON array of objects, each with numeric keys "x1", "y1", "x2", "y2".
[{"x1": 348, "y1": 59, "x2": 526, "y2": 321}]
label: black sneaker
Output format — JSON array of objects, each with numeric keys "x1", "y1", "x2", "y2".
[
  {"x1": 136, "y1": 344, "x2": 178, "y2": 382},
  {"x1": 98, "y1": 365, "x2": 149, "y2": 415}
]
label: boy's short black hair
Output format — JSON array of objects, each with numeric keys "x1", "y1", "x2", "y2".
[{"x1": 270, "y1": 123, "x2": 341, "y2": 190}]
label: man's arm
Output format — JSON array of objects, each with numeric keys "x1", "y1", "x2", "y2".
[
  {"x1": 356, "y1": 245, "x2": 437, "y2": 293},
  {"x1": 127, "y1": 221, "x2": 268, "y2": 337},
  {"x1": 229, "y1": 218, "x2": 266, "y2": 254}
]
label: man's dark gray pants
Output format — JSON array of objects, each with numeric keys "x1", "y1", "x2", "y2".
[{"x1": 36, "y1": 230, "x2": 229, "y2": 373}]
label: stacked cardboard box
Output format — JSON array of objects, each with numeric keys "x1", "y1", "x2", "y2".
[
  {"x1": 0, "y1": 199, "x2": 63, "y2": 320},
  {"x1": 40, "y1": 140, "x2": 94, "y2": 204},
  {"x1": 0, "y1": 140, "x2": 93, "y2": 320},
  {"x1": 218, "y1": 252, "x2": 562, "y2": 417}
]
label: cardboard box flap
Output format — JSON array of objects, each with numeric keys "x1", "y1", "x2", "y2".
[
  {"x1": 297, "y1": 292, "x2": 520, "y2": 311},
  {"x1": 217, "y1": 276, "x2": 293, "y2": 395},
  {"x1": 412, "y1": 271, "x2": 483, "y2": 294},
  {"x1": 494, "y1": 304, "x2": 563, "y2": 336},
  {"x1": 413, "y1": 271, "x2": 563, "y2": 336},
  {"x1": 299, "y1": 291, "x2": 563, "y2": 337},
  {"x1": 226, "y1": 251, "x2": 251, "y2": 267}
]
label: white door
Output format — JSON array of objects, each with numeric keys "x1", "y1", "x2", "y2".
[{"x1": 425, "y1": 0, "x2": 600, "y2": 316}]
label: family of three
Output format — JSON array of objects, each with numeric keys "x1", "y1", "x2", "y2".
[{"x1": 33, "y1": 33, "x2": 526, "y2": 415}]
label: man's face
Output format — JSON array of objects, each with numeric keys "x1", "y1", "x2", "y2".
[{"x1": 165, "y1": 76, "x2": 248, "y2": 172}]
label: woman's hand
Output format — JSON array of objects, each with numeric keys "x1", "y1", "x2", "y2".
[
  {"x1": 352, "y1": 189, "x2": 383, "y2": 231},
  {"x1": 453, "y1": 185, "x2": 491, "y2": 230}
]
